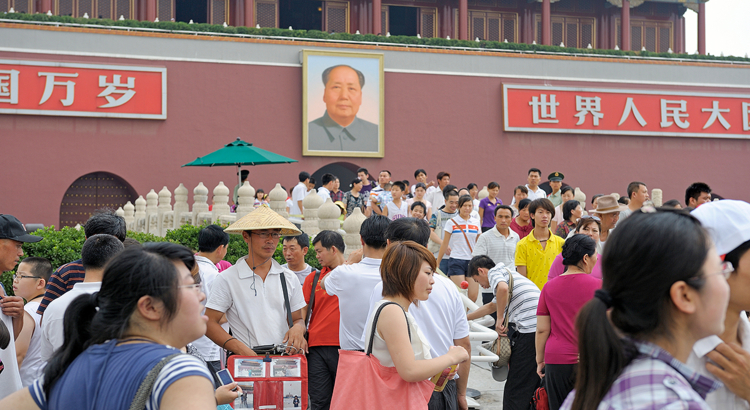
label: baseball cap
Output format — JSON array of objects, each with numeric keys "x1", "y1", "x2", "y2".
[
  {"x1": 0, "y1": 214, "x2": 43, "y2": 243},
  {"x1": 691, "y1": 200, "x2": 750, "y2": 256}
]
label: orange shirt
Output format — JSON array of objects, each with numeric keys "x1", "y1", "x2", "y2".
[{"x1": 303, "y1": 267, "x2": 341, "y2": 347}]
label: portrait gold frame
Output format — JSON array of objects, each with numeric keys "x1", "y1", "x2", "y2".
[{"x1": 301, "y1": 49, "x2": 385, "y2": 158}]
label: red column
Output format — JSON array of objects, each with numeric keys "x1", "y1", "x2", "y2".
[
  {"x1": 146, "y1": 0, "x2": 156, "y2": 21},
  {"x1": 541, "y1": 0, "x2": 550, "y2": 45},
  {"x1": 372, "y1": 0, "x2": 381, "y2": 35},
  {"x1": 698, "y1": 3, "x2": 706, "y2": 55},
  {"x1": 41, "y1": 0, "x2": 51, "y2": 13},
  {"x1": 621, "y1": 0, "x2": 630, "y2": 50},
  {"x1": 244, "y1": 0, "x2": 253, "y2": 26},
  {"x1": 459, "y1": 0, "x2": 467, "y2": 40}
]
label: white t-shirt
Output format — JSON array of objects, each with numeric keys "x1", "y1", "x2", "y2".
[
  {"x1": 687, "y1": 311, "x2": 750, "y2": 410},
  {"x1": 443, "y1": 215, "x2": 481, "y2": 260},
  {"x1": 193, "y1": 255, "x2": 226, "y2": 362},
  {"x1": 324, "y1": 257, "x2": 383, "y2": 351},
  {"x1": 0, "y1": 309, "x2": 22, "y2": 399},
  {"x1": 427, "y1": 189, "x2": 446, "y2": 212},
  {"x1": 511, "y1": 185, "x2": 547, "y2": 205},
  {"x1": 385, "y1": 200, "x2": 409, "y2": 221},
  {"x1": 20, "y1": 300, "x2": 44, "y2": 387},
  {"x1": 317, "y1": 187, "x2": 331, "y2": 201},
  {"x1": 281, "y1": 263, "x2": 313, "y2": 285},
  {"x1": 290, "y1": 182, "x2": 307, "y2": 215},
  {"x1": 206, "y1": 257, "x2": 305, "y2": 348},
  {"x1": 41, "y1": 282, "x2": 102, "y2": 362},
  {"x1": 364, "y1": 300, "x2": 432, "y2": 367},
  {"x1": 488, "y1": 264, "x2": 540, "y2": 333},
  {"x1": 367, "y1": 274, "x2": 469, "y2": 358}
]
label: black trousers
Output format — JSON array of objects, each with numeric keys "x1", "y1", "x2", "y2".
[
  {"x1": 428, "y1": 379, "x2": 457, "y2": 410},
  {"x1": 308, "y1": 346, "x2": 340, "y2": 410},
  {"x1": 503, "y1": 330, "x2": 538, "y2": 410},
  {"x1": 544, "y1": 363, "x2": 577, "y2": 410}
]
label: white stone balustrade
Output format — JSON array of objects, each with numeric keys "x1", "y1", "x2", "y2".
[
  {"x1": 123, "y1": 201, "x2": 135, "y2": 231},
  {"x1": 212, "y1": 182, "x2": 231, "y2": 223},
  {"x1": 477, "y1": 186, "x2": 489, "y2": 200},
  {"x1": 134, "y1": 196, "x2": 146, "y2": 232},
  {"x1": 269, "y1": 183, "x2": 289, "y2": 219},
  {"x1": 301, "y1": 190, "x2": 324, "y2": 236},
  {"x1": 342, "y1": 207, "x2": 366, "y2": 259},
  {"x1": 145, "y1": 189, "x2": 159, "y2": 234},
  {"x1": 318, "y1": 198, "x2": 342, "y2": 231},
  {"x1": 236, "y1": 182, "x2": 256, "y2": 219},
  {"x1": 651, "y1": 189, "x2": 663, "y2": 207},
  {"x1": 193, "y1": 182, "x2": 211, "y2": 226},
  {"x1": 157, "y1": 186, "x2": 173, "y2": 237},
  {"x1": 173, "y1": 183, "x2": 191, "y2": 229}
]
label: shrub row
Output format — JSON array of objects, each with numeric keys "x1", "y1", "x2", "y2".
[
  {"x1": 0, "y1": 223, "x2": 320, "y2": 296},
  {"x1": 3, "y1": 12, "x2": 749, "y2": 63}
]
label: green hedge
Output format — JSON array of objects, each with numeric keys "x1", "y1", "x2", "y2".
[
  {"x1": 0, "y1": 223, "x2": 320, "y2": 296},
  {"x1": 2, "y1": 12, "x2": 748, "y2": 63}
]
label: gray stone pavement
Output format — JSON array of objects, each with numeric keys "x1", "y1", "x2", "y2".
[{"x1": 465, "y1": 340, "x2": 505, "y2": 410}]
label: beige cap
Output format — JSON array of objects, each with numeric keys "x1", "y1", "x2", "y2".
[{"x1": 224, "y1": 205, "x2": 301, "y2": 236}]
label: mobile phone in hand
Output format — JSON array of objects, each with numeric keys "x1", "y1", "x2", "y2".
[{"x1": 216, "y1": 369, "x2": 238, "y2": 391}]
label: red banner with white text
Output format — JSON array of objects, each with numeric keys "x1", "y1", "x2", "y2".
[
  {"x1": 503, "y1": 85, "x2": 750, "y2": 139},
  {"x1": 0, "y1": 59, "x2": 166, "y2": 119}
]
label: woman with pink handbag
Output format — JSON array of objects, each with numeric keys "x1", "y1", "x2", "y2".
[{"x1": 330, "y1": 241, "x2": 469, "y2": 410}]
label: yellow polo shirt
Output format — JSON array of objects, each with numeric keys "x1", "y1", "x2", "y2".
[{"x1": 515, "y1": 229, "x2": 565, "y2": 289}]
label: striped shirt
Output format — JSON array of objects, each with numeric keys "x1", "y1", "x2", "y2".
[
  {"x1": 30, "y1": 341, "x2": 213, "y2": 410},
  {"x1": 488, "y1": 264, "x2": 540, "y2": 333},
  {"x1": 562, "y1": 341, "x2": 720, "y2": 410},
  {"x1": 36, "y1": 259, "x2": 85, "y2": 315}
]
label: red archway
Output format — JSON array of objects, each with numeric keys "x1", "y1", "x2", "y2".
[{"x1": 59, "y1": 172, "x2": 138, "y2": 228}]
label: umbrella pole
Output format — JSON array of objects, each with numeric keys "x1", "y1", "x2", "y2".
[{"x1": 237, "y1": 165, "x2": 242, "y2": 205}]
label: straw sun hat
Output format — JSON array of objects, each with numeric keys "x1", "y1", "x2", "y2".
[{"x1": 224, "y1": 205, "x2": 301, "y2": 236}]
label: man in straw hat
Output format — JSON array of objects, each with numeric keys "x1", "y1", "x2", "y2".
[
  {"x1": 205, "y1": 205, "x2": 308, "y2": 356},
  {"x1": 591, "y1": 194, "x2": 627, "y2": 253}
]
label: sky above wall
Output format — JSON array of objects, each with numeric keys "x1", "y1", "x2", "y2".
[{"x1": 684, "y1": 0, "x2": 750, "y2": 57}]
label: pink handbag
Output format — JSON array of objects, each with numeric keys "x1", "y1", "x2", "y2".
[{"x1": 330, "y1": 302, "x2": 434, "y2": 410}]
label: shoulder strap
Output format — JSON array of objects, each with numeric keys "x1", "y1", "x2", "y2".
[
  {"x1": 502, "y1": 267, "x2": 514, "y2": 328},
  {"x1": 366, "y1": 302, "x2": 411, "y2": 356},
  {"x1": 451, "y1": 218, "x2": 473, "y2": 252},
  {"x1": 304, "y1": 270, "x2": 322, "y2": 327},
  {"x1": 129, "y1": 352, "x2": 182, "y2": 410},
  {"x1": 279, "y1": 272, "x2": 293, "y2": 329}
]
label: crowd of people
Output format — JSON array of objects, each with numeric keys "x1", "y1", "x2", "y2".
[{"x1": 1, "y1": 168, "x2": 750, "y2": 410}]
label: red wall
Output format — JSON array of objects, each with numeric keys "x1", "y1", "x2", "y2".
[{"x1": 1, "y1": 48, "x2": 749, "y2": 227}]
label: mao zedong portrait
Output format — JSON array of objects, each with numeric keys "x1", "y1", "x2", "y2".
[{"x1": 308, "y1": 65, "x2": 379, "y2": 152}]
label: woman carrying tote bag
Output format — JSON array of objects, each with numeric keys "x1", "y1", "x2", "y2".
[{"x1": 330, "y1": 241, "x2": 469, "y2": 410}]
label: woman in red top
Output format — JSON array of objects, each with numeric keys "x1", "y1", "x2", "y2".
[{"x1": 510, "y1": 198, "x2": 533, "y2": 239}]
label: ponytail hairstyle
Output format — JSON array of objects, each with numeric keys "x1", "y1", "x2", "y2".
[
  {"x1": 571, "y1": 210, "x2": 710, "y2": 410},
  {"x1": 43, "y1": 243, "x2": 196, "y2": 397}
]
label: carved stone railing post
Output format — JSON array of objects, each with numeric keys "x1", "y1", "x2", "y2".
[
  {"x1": 318, "y1": 198, "x2": 341, "y2": 231},
  {"x1": 342, "y1": 207, "x2": 366, "y2": 259},
  {"x1": 192, "y1": 182, "x2": 210, "y2": 226},
  {"x1": 301, "y1": 190, "x2": 324, "y2": 236},
  {"x1": 134, "y1": 196, "x2": 146, "y2": 232},
  {"x1": 477, "y1": 186, "x2": 489, "y2": 200},
  {"x1": 123, "y1": 201, "x2": 135, "y2": 231},
  {"x1": 173, "y1": 183, "x2": 190, "y2": 229},
  {"x1": 651, "y1": 188, "x2": 663, "y2": 207},
  {"x1": 269, "y1": 183, "x2": 289, "y2": 219},
  {"x1": 157, "y1": 186, "x2": 173, "y2": 236},
  {"x1": 212, "y1": 182, "x2": 231, "y2": 223},
  {"x1": 145, "y1": 189, "x2": 159, "y2": 234},
  {"x1": 236, "y1": 181, "x2": 256, "y2": 220},
  {"x1": 115, "y1": 207, "x2": 125, "y2": 217}
]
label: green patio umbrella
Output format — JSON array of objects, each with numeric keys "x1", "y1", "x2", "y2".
[{"x1": 182, "y1": 138, "x2": 299, "y2": 190}]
